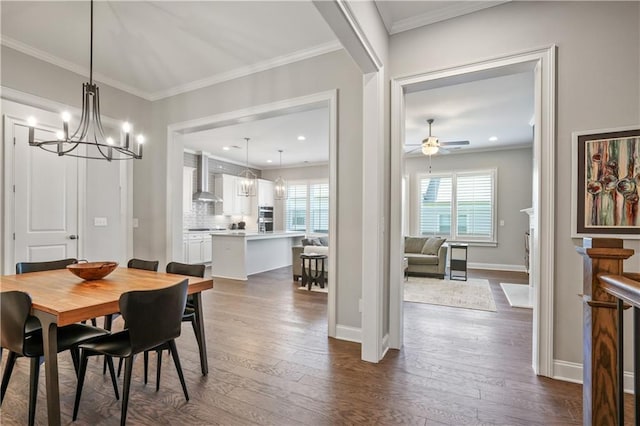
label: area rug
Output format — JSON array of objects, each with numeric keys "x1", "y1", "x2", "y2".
[
  {"x1": 297, "y1": 284, "x2": 328, "y2": 294},
  {"x1": 405, "y1": 276, "x2": 497, "y2": 312}
]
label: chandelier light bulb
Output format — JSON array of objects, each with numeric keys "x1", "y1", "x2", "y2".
[
  {"x1": 122, "y1": 122, "x2": 131, "y2": 133},
  {"x1": 56, "y1": 131, "x2": 65, "y2": 140},
  {"x1": 106, "y1": 137, "x2": 114, "y2": 145},
  {"x1": 27, "y1": 116, "x2": 37, "y2": 127},
  {"x1": 61, "y1": 111, "x2": 71, "y2": 122},
  {"x1": 136, "y1": 135, "x2": 145, "y2": 144}
]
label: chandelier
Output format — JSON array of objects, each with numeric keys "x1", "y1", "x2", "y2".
[
  {"x1": 274, "y1": 150, "x2": 287, "y2": 200},
  {"x1": 237, "y1": 138, "x2": 257, "y2": 197},
  {"x1": 26, "y1": 0, "x2": 144, "y2": 161}
]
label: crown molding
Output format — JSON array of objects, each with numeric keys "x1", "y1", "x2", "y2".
[
  {"x1": 2, "y1": 35, "x2": 343, "y2": 102},
  {"x1": 1, "y1": 35, "x2": 151, "y2": 100},
  {"x1": 389, "y1": 1, "x2": 509, "y2": 35},
  {"x1": 147, "y1": 40, "x2": 343, "y2": 101}
]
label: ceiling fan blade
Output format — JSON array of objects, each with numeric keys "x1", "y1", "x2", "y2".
[
  {"x1": 406, "y1": 146, "x2": 422, "y2": 154},
  {"x1": 440, "y1": 140, "x2": 469, "y2": 146}
]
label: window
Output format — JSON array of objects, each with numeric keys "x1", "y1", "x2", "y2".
[
  {"x1": 285, "y1": 180, "x2": 329, "y2": 234},
  {"x1": 418, "y1": 170, "x2": 496, "y2": 242}
]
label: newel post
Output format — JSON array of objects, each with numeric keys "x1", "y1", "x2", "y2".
[{"x1": 576, "y1": 238, "x2": 634, "y2": 425}]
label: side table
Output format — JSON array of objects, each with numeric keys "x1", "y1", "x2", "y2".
[
  {"x1": 300, "y1": 253, "x2": 328, "y2": 290},
  {"x1": 449, "y1": 243, "x2": 468, "y2": 281}
]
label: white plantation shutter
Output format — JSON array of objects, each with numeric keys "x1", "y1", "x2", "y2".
[
  {"x1": 309, "y1": 183, "x2": 329, "y2": 233},
  {"x1": 455, "y1": 172, "x2": 495, "y2": 240},
  {"x1": 416, "y1": 170, "x2": 496, "y2": 242},
  {"x1": 285, "y1": 184, "x2": 307, "y2": 231},
  {"x1": 419, "y1": 175, "x2": 452, "y2": 236}
]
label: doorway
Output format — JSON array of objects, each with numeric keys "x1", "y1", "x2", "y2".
[
  {"x1": 164, "y1": 90, "x2": 338, "y2": 337},
  {"x1": 389, "y1": 46, "x2": 557, "y2": 376}
]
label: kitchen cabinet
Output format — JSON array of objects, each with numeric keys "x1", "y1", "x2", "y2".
[
  {"x1": 257, "y1": 179, "x2": 274, "y2": 207},
  {"x1": 183, "y1": 233, "x2": 212, "y2": 264},
  {"x1": 183, "y1": 167, "x2": 195, "y2": 213},
  {"x1": 214, "y1": 174, "x2": 251, "y2": 216}
]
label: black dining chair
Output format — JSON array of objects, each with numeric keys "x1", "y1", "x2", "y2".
[
  {"x1": 15, "y1": 258, "x2": 78, "y2": 274},
  {"x1": 142, "y1": 262, "x2": 205, "y2": 390},
  {"x1": 107, "y1": 258, "x2": 160, "y2": 376},
  {"x1": 72, "y1": 280, "x2": 190, "y2": 426},
  {"x1": 0, "y1": 291, "x2": 114, "y2": 426},
  {"x1": 15, "y1": 258, "x2": 86, "y2": 333}
]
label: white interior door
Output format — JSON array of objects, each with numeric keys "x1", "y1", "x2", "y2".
[{"x1": 13, "y1": 121, "x2": 79, "y2": 263}]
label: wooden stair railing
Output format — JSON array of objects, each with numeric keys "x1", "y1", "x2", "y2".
[{"x1": 577, "y1": 238, "x2": 637, "y2": 425}]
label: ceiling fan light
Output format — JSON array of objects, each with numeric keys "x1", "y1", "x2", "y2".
[{"x1": 421, "y1": 144, "x2": 439, "y2": 156}]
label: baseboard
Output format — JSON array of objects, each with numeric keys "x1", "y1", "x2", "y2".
[
  {"x1": 553, "y1": 359, "x2": 634, "y2": 393},
  {"x1": 467, "y1": 262, "x2": 527, "y2": 272},
  {"x1": 335, "y1": 325, "x2": 362, "y2": 343}
]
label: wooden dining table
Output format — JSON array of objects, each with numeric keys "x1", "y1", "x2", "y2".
[{"x1": 0, "y1": 266, "x2": 213, "y2": 426}]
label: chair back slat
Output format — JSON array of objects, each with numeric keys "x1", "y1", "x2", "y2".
[
  {"x1": 16, "y1": 258, "x2": 77, "y2": 274},
  {"x1": 127, "y1": 258, "x2": 159, "y2": 272},
  {"x1": 166, "y1": 262, "x2": 205, "y2": 278},
  {"x1": 119, "y1": 280, "x2": 188, "y2": 353},
  {"x1": 0, "y1": 291, "x2": 33, "y2": 354}
]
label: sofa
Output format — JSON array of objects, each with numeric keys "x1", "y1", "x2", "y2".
[
  {"x1": 404, "y1": 236, "x2": 448, "y2": 279},
  {"x1": 292, "y1": 236, "x2": 329, "y2": 281}
]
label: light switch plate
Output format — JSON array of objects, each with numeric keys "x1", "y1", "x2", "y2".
[
  {"x1": 132, "y1": 218, "x2": 139, "y2": 228},
  {"x1": 94, "y1": 217, "x2": 108, "y2": 227}
]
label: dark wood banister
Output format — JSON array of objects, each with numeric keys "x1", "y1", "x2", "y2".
[{"x1": 577, "y1": 238, "x2": 636, "y2": 426}]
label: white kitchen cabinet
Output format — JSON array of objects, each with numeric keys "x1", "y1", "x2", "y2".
[
  {"x1": 214, "y1": 174, "x2": 252, "y2": 216},
  {"x1": 257, "y1": 179, "x2": 274, "y2": 207},
  {"x1": 202, "y1": 237, "x2": 212, "y2": 263},
  {"x1": 183, "y1": 167, "x2": 195, "y2": 213},
  {"x1": 187, "y1": 238, "x2": 203, "y2": 264},
  {"x1": 183, "y1": 233, "x2": 211, "y2": 264}
]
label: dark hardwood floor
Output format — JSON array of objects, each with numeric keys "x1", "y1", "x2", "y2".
[{"x1": 0, "y1": 267, "x2": 628, "y2": 424}]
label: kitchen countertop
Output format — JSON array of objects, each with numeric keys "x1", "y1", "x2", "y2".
[{"x1": 210, "y1": 231, "x2": 305, "y2": 240}]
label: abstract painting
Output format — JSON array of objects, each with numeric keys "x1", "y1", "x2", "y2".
[{"x1": 574, "y1": 127, "x2": 640, "y2": 237}]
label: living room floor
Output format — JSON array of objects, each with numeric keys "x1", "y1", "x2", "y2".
[{"x1": 1, "y1": 268, "x2": 633, "y2": 424}]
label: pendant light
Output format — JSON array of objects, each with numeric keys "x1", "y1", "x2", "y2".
[
  {"x1": 26, "y1": 0, "x2": 144, "y2": 161},
  {"x1": 237, "y1": 137, "x2": 257, "y2": 197},
  {"x1": 274, "y1": 150, "x2": 287, "y2": 200}
]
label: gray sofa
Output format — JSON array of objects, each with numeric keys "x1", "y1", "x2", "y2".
[
  {"x1": 404, "y1": 236, "x2": 448, "y2": 279},
  {"x1": 292, "y1": 236, "x2": 329, "y2": 281}
]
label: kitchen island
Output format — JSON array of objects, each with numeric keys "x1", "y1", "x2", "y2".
[{"x1": 210, "y1": 231, "x2": 305, "y2": 280}]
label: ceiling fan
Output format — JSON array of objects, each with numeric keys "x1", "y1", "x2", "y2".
[{"x1": 407, "y1": 118, "x2": 470, "y2": 156}]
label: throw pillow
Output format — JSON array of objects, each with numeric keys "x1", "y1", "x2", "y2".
[
  {"x1": 318, "y1": 236, "x2": 329, "y2": 246},
  {"x1": 404, "y1": 237, "x2": 427, "y2": 254},
  {"x1": 302, "y1": 238, "x2": 321, "y2": 246},
  {"x1": 422, "y1": 237, "x2": 446, "y2": 255}
]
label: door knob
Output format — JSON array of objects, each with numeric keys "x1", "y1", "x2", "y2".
[{"x1": 69, "y1": 235, "x2": 79, "y2": 240}]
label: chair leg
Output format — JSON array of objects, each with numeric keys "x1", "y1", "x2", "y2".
[
  {"x1": 117, "y1": 357, "x2": 123, "y2": 377},
  {"x1": 144, "y1": 351, "x2": 149, "y2": 385},
  {"x1": 121, "y1": 357, "x2": 134, "y2": 426},
  {"x1": 72, "y1": 350, "x2": 89, "y2": 421},
  {"x1": 106, "y1": 356, "x2": 120, "y2": 400},
  {"x1": 70, "y1": 348, "x2": 80, "y2": 376},
  {"x1": 102, "y1": 314, "x2": 114, "y2": 375},
  {"x1": 0, "y1": 351, "x2": 18, "y2": 403},
  {"x1": 168, "y1": 340, "x2": 189, "y2": 401},
  {"x1": 28, "y1": 357, "x2": 41, "y2": 426},
  {"x1": 155, "y1": 350, "x2": 163, "y2": 392}
]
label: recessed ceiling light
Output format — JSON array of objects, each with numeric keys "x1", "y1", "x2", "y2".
[
  {"x1": 266, "y1": 159, "x2": 273, "y2": 163},
  {"x1": 489, "y1": 136, "x2": 498, "y2": 142},
  {"x1": 297, "y1": 135, "x2": 306, "y2": 141},
  {"x1": 222, "y1": 146, "x2": 230, "y2": 151}
]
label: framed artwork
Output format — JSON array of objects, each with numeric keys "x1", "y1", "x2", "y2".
[{"x1": 571, "y1": 126, "x2": 640, "y2": 238}]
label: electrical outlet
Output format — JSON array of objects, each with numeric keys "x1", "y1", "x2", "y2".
[
  {"x1": 499, "y1": 219, "x2": 505, "y2": 227},
  {"x1": 132, "y1": 218, "x2": 139, "y2": 228},
  {"x1": 358, "y1": 298, "x2": 363, "y2": 313},
  {"x1": 94, "y1": 217, "x2": 108, "y2": 227}
]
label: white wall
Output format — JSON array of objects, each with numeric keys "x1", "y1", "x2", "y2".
[
  {"x1": 405, "y1": 147, "x2": 533, "y2": 269},
  {"x1": 390, "y1": 1, "x2": 640, "y2": 368},
  {"x1": 138, "y1": 50, "x2": 366, "y2": 329}
]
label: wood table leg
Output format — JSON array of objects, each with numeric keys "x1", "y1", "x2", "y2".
[
  {"x1": 33, "y1": 311, "x2": 60, "y2": 426},
  {"x1": 192, "y1": 292, "x2": 208, "y2": 375}
]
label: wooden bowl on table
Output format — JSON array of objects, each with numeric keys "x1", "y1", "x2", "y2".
[{"x1": 67, "y1": 261, "x2": 118, "y2": 280}]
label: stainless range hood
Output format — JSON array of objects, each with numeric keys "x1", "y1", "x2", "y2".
[{"x1": 192, "y1": 153, "x2": 222, "y2": 202}]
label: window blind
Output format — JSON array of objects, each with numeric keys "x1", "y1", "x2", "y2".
[
  {"x1": 456, "y1": 173, "x2": 493, "y2": 238},
  {"x1": 309, "y1": 183, "x2": 329, "y2": 233},
  {"x1": 285, "y1": 184, "x2": 307, "y2": 231},
  {"x1": 419, "y1": 176, "x2": 452, "y2": 236}
]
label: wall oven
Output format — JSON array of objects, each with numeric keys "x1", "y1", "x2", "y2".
[{"x1": 258, "y1": 206, "x2": 274, "y2": 233}]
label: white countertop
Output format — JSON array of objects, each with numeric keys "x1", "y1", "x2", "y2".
[{"x1": 210, "y1": 231, "x2": 305, "y2": 240}]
